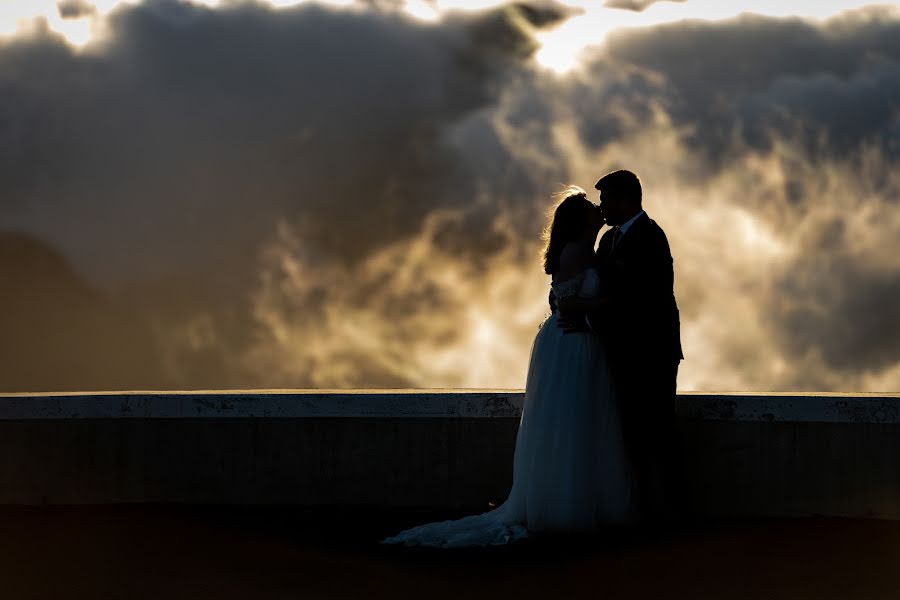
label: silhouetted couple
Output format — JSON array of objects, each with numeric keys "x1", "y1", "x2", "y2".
[{"x1": 382, "y1": 170, "x2": 683, "y2": 548}]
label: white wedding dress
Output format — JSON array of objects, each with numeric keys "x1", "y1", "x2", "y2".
[{"x1": 381, "y1": 268, "x2": 635, "y2": 548}]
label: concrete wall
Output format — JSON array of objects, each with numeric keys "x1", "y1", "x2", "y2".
[{"x1": 0, "y1": 391, "x2": 898, "y2": 518}]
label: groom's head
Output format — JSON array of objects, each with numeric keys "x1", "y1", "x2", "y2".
[{"x1": 595, "y1": 170, "x2": 642, "y2": 227}]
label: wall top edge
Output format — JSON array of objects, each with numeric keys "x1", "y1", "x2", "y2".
[
  {"x1": 2, "y1": 389, "x2": 898, "y2": 398},
  {"x1": 0, "y1": 391, "x2": 897, "y2": 423}
]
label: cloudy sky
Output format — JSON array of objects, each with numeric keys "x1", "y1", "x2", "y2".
[{"x1": 1, "y1": 0, "x2": 898, "y2": 392}]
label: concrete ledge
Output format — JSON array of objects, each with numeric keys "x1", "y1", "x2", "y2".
[
  {"x1": 2, "y1": 390, "x2": 898, "y2": 422},
  {"x1": 0, "y1": 391, "x2": 898, "y2": 519},
  {"x1": 0, "y1": 390, "x2": 525, "y2": 419},
  {"x1": 677, "y1": 392, "x2": 900, "y2": 424}
]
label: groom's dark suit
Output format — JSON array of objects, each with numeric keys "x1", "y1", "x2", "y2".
[{"x1": 590, "y1": 212, "x2": 684, "y2": 519}]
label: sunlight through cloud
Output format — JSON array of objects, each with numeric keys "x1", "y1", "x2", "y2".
[
  {"x1": 0, "y1": 0, "x2": 892, "y2": 53},
  {"x1": 533, "y1": 0, "x2": 893, "y2": 73}
]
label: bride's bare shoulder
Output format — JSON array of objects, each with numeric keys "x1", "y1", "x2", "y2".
[{"x1": 555, "y1": 241, "x2": 593, "y2": 283}]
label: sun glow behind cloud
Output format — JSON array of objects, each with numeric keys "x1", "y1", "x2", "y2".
[
  {"x1": 0, "y1": 0, "x2": 93, "y2": 45},
  {"x1": 1, "y1": 0, "x2": 891, "y2": 55},
  {"x1": 0, "y1": 0, "x2": 350, "y2": 48},
  {"x1": 533, "y1": 0, "x2": 894, "y2": 73}
]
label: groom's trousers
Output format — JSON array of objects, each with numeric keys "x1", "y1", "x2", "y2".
[{"x1": 615, "y1": 359, "x2": 684, "y2": 522}]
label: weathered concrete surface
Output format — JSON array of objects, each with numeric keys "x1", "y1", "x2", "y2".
[
  {"x1": 0, "y1": 390, "x2": 525, "y2": 419},
  {"x1": 0, "y1": 391, "x2": 898, "y2": 518},
  {"x1": 677, "y1": 392, "x2": 900, "y2": 424},
  {"x1": 2, "y1": 390, "x2": 898, "y2": 422}
]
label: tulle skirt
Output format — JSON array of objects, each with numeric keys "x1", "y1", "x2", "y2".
[{"x1": 381, "y1": 312, "x2": 635, "y2": 548}]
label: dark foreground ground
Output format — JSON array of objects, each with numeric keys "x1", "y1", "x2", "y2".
[{"x1": 1, "y1": 505, "x2": 899, "y2": 599}]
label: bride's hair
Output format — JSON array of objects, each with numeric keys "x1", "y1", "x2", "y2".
[{"x1": 542, "y1": 186, "x2": 591, "y2": 275}]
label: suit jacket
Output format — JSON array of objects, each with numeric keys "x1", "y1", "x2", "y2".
[{"x1": 590, "y1": 213, "x2": 683, "y2": 367}]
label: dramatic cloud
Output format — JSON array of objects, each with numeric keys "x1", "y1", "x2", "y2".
[
  {"x1": 603, "y1": 0, "x2": 686, "y2": 13},
  {"x1": 57, "y1": 0, "x2": 98, "y2": 20},
  {"x1": 0, "y1": 0, "x2": 568, "y2": 390},
  {"x1": 1, "y1": 0, "x2": 898, "y2": 392},
  {"x1": 601, "y1": 8, "x2": 900, "y2": 163},
  {"x1": 568, "y1": 9, "x2": 900, "y2": 390}
]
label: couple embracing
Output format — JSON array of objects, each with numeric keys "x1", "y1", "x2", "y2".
[{"x1": 383, "y1": 170, "x2": 684, "y2": 548}]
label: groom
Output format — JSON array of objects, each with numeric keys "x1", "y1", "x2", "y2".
[{"x1": 556, "y1": 169, "x2": 684, "y2": 522}]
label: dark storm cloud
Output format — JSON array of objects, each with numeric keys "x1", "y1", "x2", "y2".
[
  {"x1": 594, "y1": 8, "x2": 900, "y2": 163},
  {"x1": 775, "y1": 254, "x2": 900, "y2": 374},
  {"x1": 1, "y1": 0, "x2": 568, "y2": 278},
  {"x1": 0, "y1": 231, "x2": 163, "y2": 391},
  {"x1": 749, "y1": 152, "x2": 900, "y2": 385},
  {"x1": 0, "y1": 0, "x2": 568, "y2": 390},
  {"x1": 603, "y1": 0, "x2": 686, "y2": 13},
  {"x1": 57, "y1": 0, "x2": 98, "y2": 19}
]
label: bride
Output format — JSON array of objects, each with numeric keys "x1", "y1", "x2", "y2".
[{"x1": 380, "y1": 188, "x2": 635, "y2": 548}]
